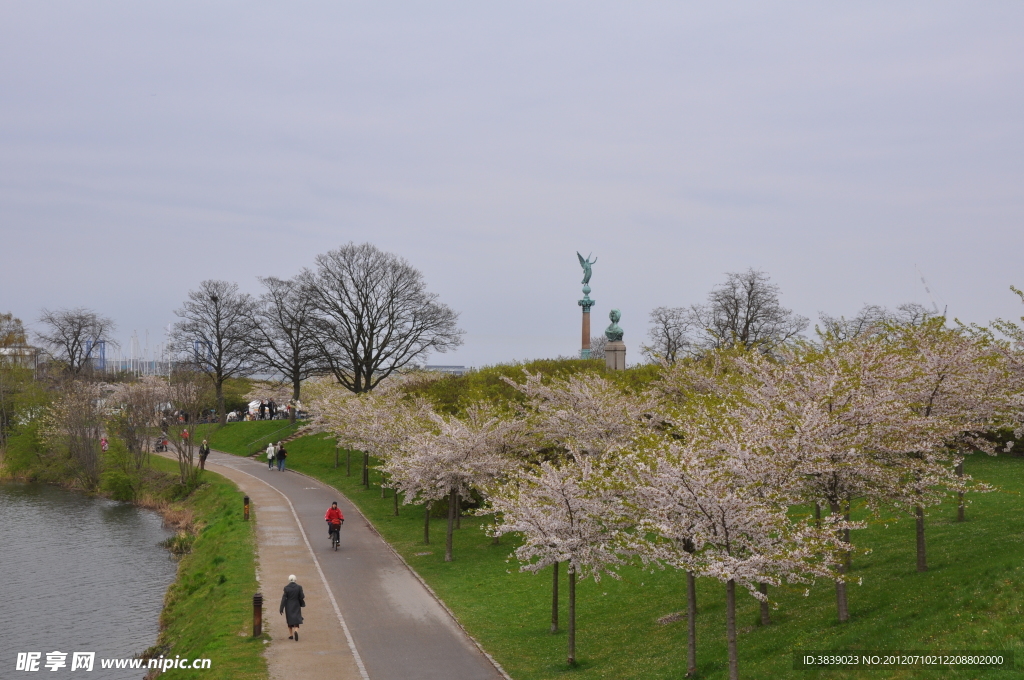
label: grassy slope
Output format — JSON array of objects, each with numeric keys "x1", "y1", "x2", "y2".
[
  {"x1": 149, "y1": 455, "x2": 268, "y2": 680},
  {"x1": 207, "y1": 421, "x2": 300, "y2": 456},
  {"x1": 222, "y1": 423, "x2": 1024, "y2": 679}
]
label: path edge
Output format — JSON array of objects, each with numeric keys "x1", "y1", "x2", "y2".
[{"x1": 286, "y1": 466, "x2": 514, "y2": 680}]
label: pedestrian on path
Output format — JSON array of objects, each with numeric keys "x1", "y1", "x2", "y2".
[
  {"x1": 280, "y1": 574, "x2": 305, "y2": 641},
  {"x1": 267, "y1": 442, "x2": 277, "y2": 470},
  {"x1": 276, "y1": 443, "x2": 287, "y2": 472},
  {"x1": 199, "y1": 439, "x2": 210, "y2": 471}
]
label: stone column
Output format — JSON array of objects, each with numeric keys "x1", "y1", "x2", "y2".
[
  {"x1": 605, "y1": 341, "x2": 626, "y2": 371},
  {"x1": 578, "y1": 284, "x2": 595, "y2": 359},
  {"x1": 603, "y1": 308, "x2": 625, "y2": 370}
]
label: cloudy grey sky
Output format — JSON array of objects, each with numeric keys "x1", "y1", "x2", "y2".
[{"x1": 3, "y1": 2, "x2": 1023, "y2": 367}]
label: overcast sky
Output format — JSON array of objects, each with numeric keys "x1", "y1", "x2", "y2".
[{"x1": 3, "y1": 2, "x2": 1023, "y2": 367}]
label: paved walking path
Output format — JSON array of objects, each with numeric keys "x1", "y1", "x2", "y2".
[{"x1": 191, "y1": 450, "x2": 504, "y2": 680}]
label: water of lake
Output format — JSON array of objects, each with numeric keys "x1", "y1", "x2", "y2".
[{"x1": 0, "y1": 482, "x2": 178, "y2": 678}]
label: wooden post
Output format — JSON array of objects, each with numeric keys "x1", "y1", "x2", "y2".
[
  {"x1": 243, "y1": 496, "x2": 250, "y2": 521},
  {"x1": 252, "y1": 593, "x2": 263, "y2": 636}
]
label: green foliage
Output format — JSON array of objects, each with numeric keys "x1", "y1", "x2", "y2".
[
  {"x1": 1, "y1": 419, "x2": 47, "y2": 477},
  {"x1": 99, "y1": 439, "x2": 142, "y2": 501},
  {"x1": 207, "y1": 421, "x2": 300, "y2": 456},
  {"x1": 221, "y1": 377, "x2": 254, "y2": 414},
  {"x1": 146, "y1": 455, "x2": 267, "y2": 680},
  {"x1": 241, "y1": 432, "x2": 1024, "y2": 679},
  {"x1": 403, "y1": 359, "x2": 662, "y2": 415}
]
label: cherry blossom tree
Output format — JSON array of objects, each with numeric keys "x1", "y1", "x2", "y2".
[
  {"x1": 502, "y1": 370, "x2": 657, "y2": 629},
  {"x1": 887, "y1": 319, "x2": 1012, "y2": 571},
  {"x1": 488, "y1": 455, "x2": 628, "y2": 665},
  {"x1": 388, "y1": 404, "x2": 525, "y2": 561},
  {"x1": 724, "y1": 337, "x2": 916, "y2": 622},
  {"x1": 504, "y1": 370, "x2": 658, "y2": 460},
  {"x1": 627, "y1": 431, "x2": 846, "y2": 680}
]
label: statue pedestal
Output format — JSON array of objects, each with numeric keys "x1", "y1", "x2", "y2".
[{"x1": 605, "y1": 341, "x2": 626, "y2": 371}]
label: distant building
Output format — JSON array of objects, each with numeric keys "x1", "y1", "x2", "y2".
[
  {"x1": 423, "y1": 365, "x2": 470, "y2": 376},
  {"x1": 0, "y1": 345, "x2": 41, "y2": 369}
]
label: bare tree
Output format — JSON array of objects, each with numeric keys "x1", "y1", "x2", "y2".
[
  {"x1": 818, "y1": 302, "x2": 938, "y2": 341},
  {"x1": 250, "y1": 276, "x2": 322, "y2": 422},
  {"x1": 165, "y1": 366, "x2": 215, "y2": 487},
  {"x1": 303, "y1": 243, "x2": 464, "y2": 393},
  {"x1": 170, "y1": 280, "x2": 257, "y2": 424},
  {"x1": 36, "y1": 308, "x2": 117, "y2": 376},
  {"x1": 588, "y1": 335, "x2": 608, "y2": 360},
  {"x1": 690, "y1": 269, "x2": 807, "y2": 353},
  {"x1": 642, "y1": 306, "x2": 693, "y2": 364}
]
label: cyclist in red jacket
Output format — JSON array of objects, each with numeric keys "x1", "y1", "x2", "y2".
[{"x1": 325, "y1": 502, "x2": 344, "y2": 538}]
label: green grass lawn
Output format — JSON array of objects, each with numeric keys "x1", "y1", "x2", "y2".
[
  {"x1": 148, "y1": 455, "x2": 268, "y2": 680},
  {"x1": 218, "y1": 423, "x2": 1024, "y2": 679},
  {"x1": 206, "y1": 420, "x2": 301, "y2": 456}
]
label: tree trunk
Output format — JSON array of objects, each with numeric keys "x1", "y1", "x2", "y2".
[
  {"x1": 424, "y1": 503, "x2": 430, "y2": 545},
  {"x1": 758, "y1": 583, "x2": 771, "y2": 625},
  {"x1": 831, "y1": 501, "x2": 849, "y2": 622},
  {"x1": 686, "y1": 570, "x2": 697, "y2": 677},
  {"x1": 726, "y1": 579, "x2": 738, "y2": 680},
  {"x1": 290, "y1": 379, "x2": 299, "y2": 424},
  {"x1": 346, "y1": 449, "x2": 351, "y2": 476},
  {"x1": 455, "y1": 493, "x2": 461, "y2": 529},
  {"x1": 567, "y1": 568, "x2": 577, "y2": 665},
  {"x1": 551, "y1": 561, "x2": 559, "y2": 633},
  {"x1": 393, "y1": 489, "x2": 399, "y2": 516},
  {"x1": 381, "y1": 482, "x2": 386, "y2": 498},
  {"x1": 334, "y1": 445, "x2": 339, "y2": 469},
  {"x1": 362, "y1": 452, "x2": 369, "y2": 488},
  {"x1": 956, "y1": 461, "x2": 965, "y2": 522},
  {"x1": 216, "y1": 381, "x2": 227, "y2": 425},
  {"x1": 843, "y1": 504, "x2": 852, "y2": 572},
  {"x1": 445, "y1": 489, "x2": 456, "y2": 562},
  {"x1": 915, "y1": 505, "x2": 927, "y2": 572}
]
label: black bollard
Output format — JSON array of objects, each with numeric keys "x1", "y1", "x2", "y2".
[
  {"x1": 243, "y1": 496, "x2": 250, "y2": 521},
  {"x1": 253, "y1": 593, "x2": 263, "y2": 636}
]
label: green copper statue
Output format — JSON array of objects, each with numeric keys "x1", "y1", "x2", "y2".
[
  {"x1": 605, "y1": 308, "x2": 623, "y2": 342},
  {"x1": 577, "y1": 252, "x2": 597, "y2": 285}
]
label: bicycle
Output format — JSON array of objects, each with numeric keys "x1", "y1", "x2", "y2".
[{"x1": 328, "y1": 521, "x2": 342, "y2": 551}]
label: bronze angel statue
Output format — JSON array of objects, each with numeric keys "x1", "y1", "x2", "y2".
[{"x1": 577, "y1": 252, "x2": 597, "y2": 285}]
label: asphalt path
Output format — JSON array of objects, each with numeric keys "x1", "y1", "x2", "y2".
[{"x1": 207, "y1": 450, "x2": 505, "y2": 680}]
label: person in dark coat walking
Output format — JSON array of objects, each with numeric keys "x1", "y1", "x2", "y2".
[
  {"x1": 280, "y1": 574, "x2": 305, "y2": 641},
  {"x1": 198, "y1": 440, "x2": 210, "y2": 471}
]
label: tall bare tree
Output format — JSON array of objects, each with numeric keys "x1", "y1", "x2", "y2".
[
  {"x1": 170, "y1": 280, "x2": 257, "y2": 424},
  {"x1": 250, "y1": 276, "x2": 322, "y2": 421},
  {"x1": 303, "y1": 242, "x2": 464, "y2": 393},
  {"x1": 36, "y1": 307, "x2": 117, "y2": 375},
  {"x1": 690, "y1": 269, "x2": 807, "y2": 353},
  {"x1": 642, "y1": 306, "x2": 693, "y2": 364}
]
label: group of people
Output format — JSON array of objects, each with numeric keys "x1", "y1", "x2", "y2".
[
  {"x1": 266, "y1": 441, "x2": 288, "y2": 471},
  {"x1": 258, "y1": 399, "x2": 278, "y2": 420}
]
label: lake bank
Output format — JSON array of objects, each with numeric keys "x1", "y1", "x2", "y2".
[{"x1": 0, "y1": 449, "x2": 269, "y2": 680}]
